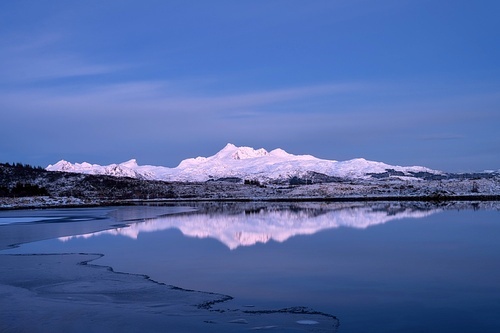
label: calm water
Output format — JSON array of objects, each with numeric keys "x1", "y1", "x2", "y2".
[{"x1": 1, "y1": 202, "x2": 500, "y2": 332}]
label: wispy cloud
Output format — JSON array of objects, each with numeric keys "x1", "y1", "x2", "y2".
[
  {"x1": 1, "y1": 80, "x2": 366, "y2": 116},
  {"x1": 156, "y1": 83, "x2": 363, "y2": 112},
  {"x1": 3, "y1": 56, "x2": 122, "y2": 83},
  {"x1": 420, "y1": 134, "x2": 465, "y2": 141},
  {"x1": 0, "y1": 34, "x2": 124, "y2": 83}
]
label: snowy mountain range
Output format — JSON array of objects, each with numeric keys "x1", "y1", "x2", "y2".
[{"x1": 46, "y1": 143, "x2": 442, "y2": 183}]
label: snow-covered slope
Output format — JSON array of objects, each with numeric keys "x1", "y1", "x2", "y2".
[
  {"x1": 46, "y1": 159, "x2": 155, "y2": 180},
  {"x1": 46, "y1": 143, "x2": 441, "y2": 182}
]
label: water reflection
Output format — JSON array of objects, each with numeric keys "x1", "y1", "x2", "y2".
[
  {"x1": 60, "y1": 202, "x2": 444, "y2": 249},
  {"x1": 3, "y1": 201, "x2": 500, "y2": 332},
  {"x1": 0, "y1": 206, "x2": 194, "y2": 251}
]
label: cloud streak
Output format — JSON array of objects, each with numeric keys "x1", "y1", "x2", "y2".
[
  {"x1": 1, "y1": 1, "x2": 499, "y2": 172},
  {"x1": 0, "y1": 34, "x2": 125, "y2": 83},
  {"x1": 0, "y1": 80, "x2": 365, "y2": 116}
]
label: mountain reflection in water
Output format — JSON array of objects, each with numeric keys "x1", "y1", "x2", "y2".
[
  {"x1": 60, "y1": 202, "x2": 443, "y2": 249},
  {"x1": 5, "y1": 201, "x2": 500, "y2": 332}
]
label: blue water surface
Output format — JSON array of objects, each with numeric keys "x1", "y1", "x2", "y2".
[{"x1": 1, "y1": 203, "x2": 499, "y2": 332}]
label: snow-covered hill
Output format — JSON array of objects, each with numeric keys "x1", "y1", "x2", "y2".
[{"x1": 46, "y1": 143, "x2": 442, "y2": 183}]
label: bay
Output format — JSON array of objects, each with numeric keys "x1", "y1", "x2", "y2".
[{"x1": 1, "y1": 202, "x2": 499, "y2": 332}]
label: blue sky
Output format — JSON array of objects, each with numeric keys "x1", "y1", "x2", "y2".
[{"x1": 1, "y1": 0, "x2": 499, "y2": 172}]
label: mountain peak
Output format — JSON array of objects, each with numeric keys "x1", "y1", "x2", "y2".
[
  {"x1": 222, "y1": 143, "x2": 237, "y2": 150},
  {"x1": 213, "y1": 144, "x2": 269, "y2": 160},
  {"x1": 120, "y1": 159, "x2": 139, "y2": 168},
  {"x1": 46, "y1": 144, "x2": 443, "y2": 182},
  {"x1": 46, "y1": 160, "x2": 73, "y2": 171}
]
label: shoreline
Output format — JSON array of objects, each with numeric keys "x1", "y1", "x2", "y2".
[
  {"x1": 0, "y1": 252, "x2": 340, "y2": 332},
  {"x1": 0, "y1": 204, "x2": 342, "y2": 331},
  {"x1": 2, "y1": 200, "x2": 499, "y2": 331},
  {"x1": 2, "y1": 194, "x2": 500, "y2": 211},
  {"x1": 125, "y1": 194, "x2": 500, "y2": 203}
]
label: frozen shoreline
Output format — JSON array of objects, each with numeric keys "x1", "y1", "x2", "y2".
[
  {"x1": 2, "y1": 193, "x2": 500, "y2": 211},
  {"x1": 0, "y1": 253, "x2": 339, "y2": 332},
  {"x1": 0, "y1": 205, "x2": 340, "y2": 332},
  {"x1": 1, "y1": 202, "x2": 499, "y2": 331}
]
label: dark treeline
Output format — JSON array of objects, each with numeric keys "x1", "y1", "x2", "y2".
[
  {"x1": 0, "y1": 182, "x2": 49, "y2": 197},
  {"x1": 0, "y1": 162, "x2": 45, "y2": 170},
  {"x1": 0, "y1": 162, "x2": 50, "y2": 197}
]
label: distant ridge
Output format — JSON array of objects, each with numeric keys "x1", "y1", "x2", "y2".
[{"x1": 46, "y1": 143, "x2": 442, "y2": 183}]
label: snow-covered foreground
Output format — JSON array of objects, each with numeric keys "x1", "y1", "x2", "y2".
[{"x1": 1, "y1": 174, "x2": 500, "y2": 210}]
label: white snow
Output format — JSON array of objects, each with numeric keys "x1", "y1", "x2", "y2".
[{"x1": 46, "y1": 144, "x2": 442, "y2": 183}]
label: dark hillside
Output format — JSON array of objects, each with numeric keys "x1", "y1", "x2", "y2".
[
  {"x1": 0, "y1": 163, "x2": 177, "y2": 200},
  {"x1": 0, "y1": 163, "x2": 50, "y2": 197}
]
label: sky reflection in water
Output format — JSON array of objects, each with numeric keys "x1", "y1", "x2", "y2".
[{"x1": 2, "y1": 202, "x2": 500, "y2": 332}]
